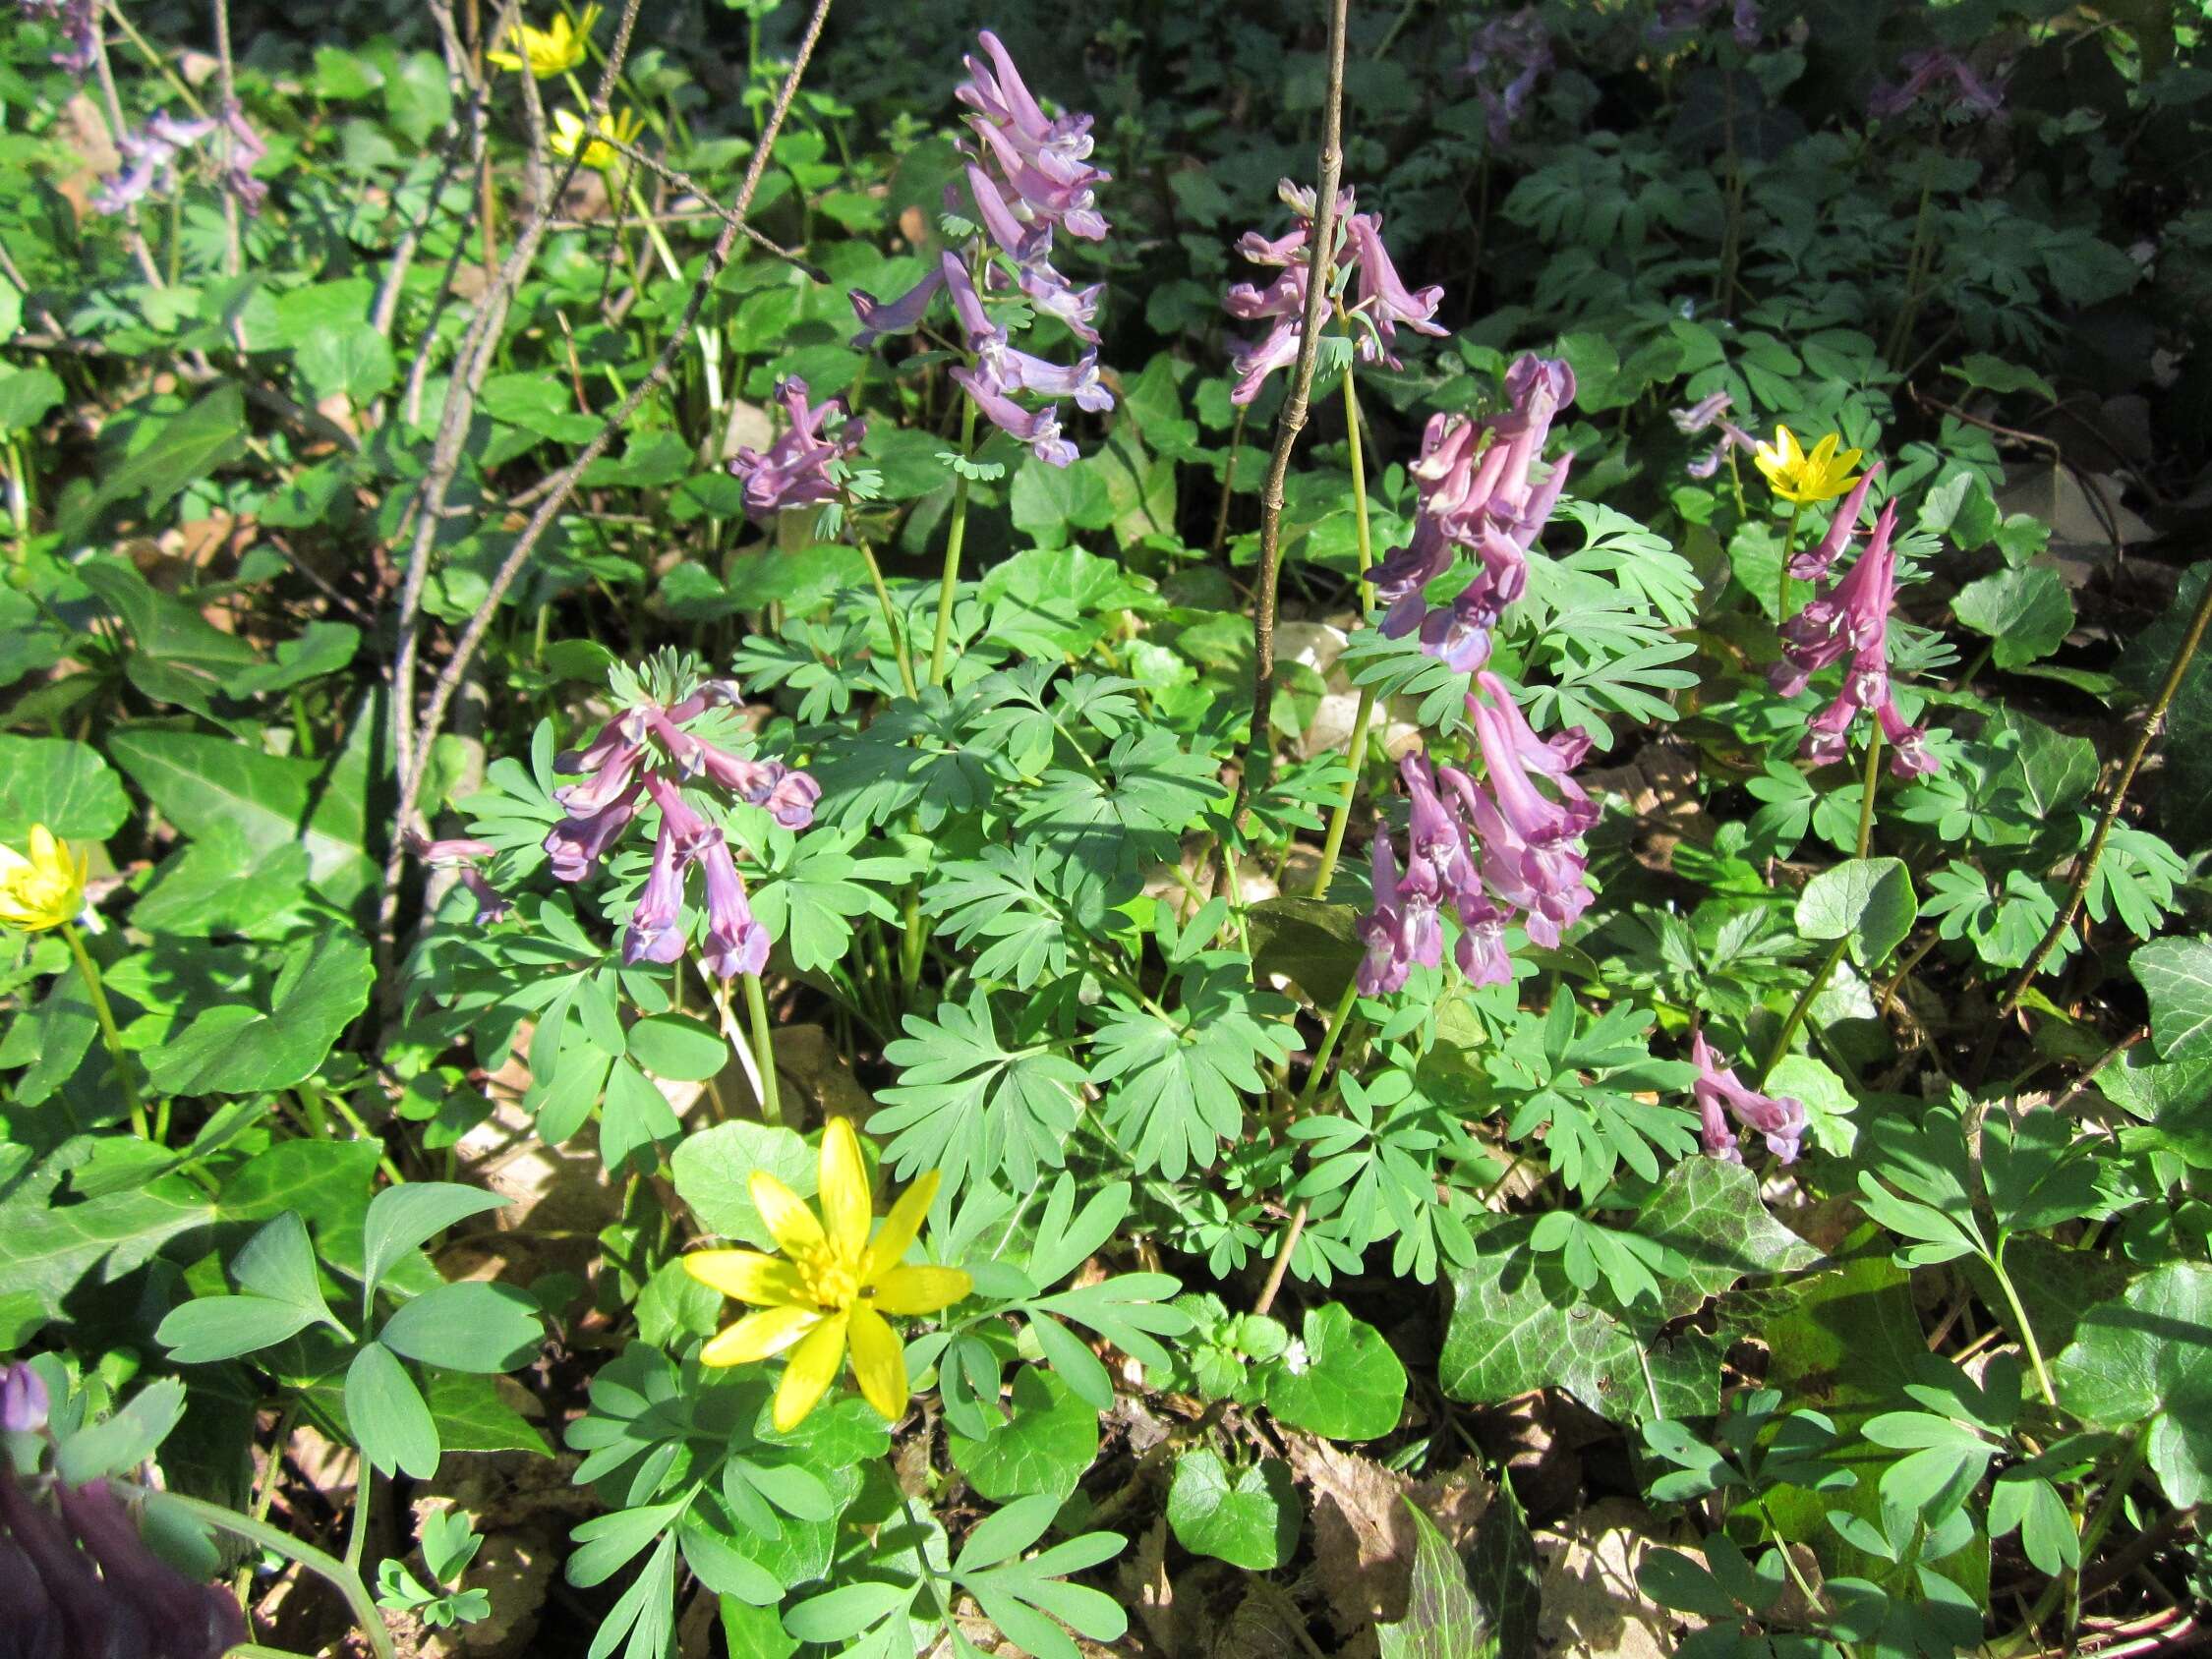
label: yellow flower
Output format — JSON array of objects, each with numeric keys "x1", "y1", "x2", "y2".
[
  {"x1": 0, "y1": 825, "x2": 87, "y2": 933},
  {"x1": 684, "y1": 1118, "x2": 970, "y2": 1431},
  {"x1": 549, "y1": 105, "x2": 643, "y2": 173},
  {"x1": 1753, "y1": 426, "x2": 1866, "y2": 505},
  {"x1": 488, "y1": 5, "x2": 598, "y2": 77}
]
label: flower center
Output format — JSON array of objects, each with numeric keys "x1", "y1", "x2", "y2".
[{"x1": 794, "y1": 1247, "x2": 861, "y2": 1312}]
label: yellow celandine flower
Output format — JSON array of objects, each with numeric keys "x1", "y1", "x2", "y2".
[
  {"x1": 487, "y1": 5, "x2": 599, "y2": 77},
  {"x1": 1753, "y1": 426, "x2": 1866, "y2": 505},
  {"x1": 684, "y1": 1118, "x2": 971, "y2": 1432},
  {"x1": 0, "y1": 825, "x2": 87, "y2": 933},
  {"x1": 549, "y1": 105, "x2": 644, "y2": 173}
]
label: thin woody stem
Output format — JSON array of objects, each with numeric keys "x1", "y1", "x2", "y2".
[
  {"x1": 1310, "y1": 363, "x2": 1378, "y2": 899},
  {"x1": 2000, "y1": 568, "x2": 2212, "y2": 1016}
]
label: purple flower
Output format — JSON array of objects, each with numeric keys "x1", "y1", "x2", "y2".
[
  {"x1": 623, "y1": 776, "x2": 701, "y2": 966},
  {"x1": 1692, "y1": 1030, "x2": 1806, "y2": 1164},
  {"x1": 1651, "y1": 0, "x2": 1761, "y2": 48},
  {"x1": 1769, "y1": 500, "x2": 1937, "y2": 777},
  {"x1": 1870, "y1": 49, "x2": 2006, "y2": 122},
  {"x1": 402, "y1": 830, "x2": 511, "y2": 925},
  {"x1": 1346, "y1": 212, "x2": 1447, "y2": 354},
  {"x1": 1789, "y1": 461, "x2": 1883, "y2": 582},
  {"x1": 850, "y1": 262, "x2": 948, "y2": 350},
  {"x1": 698, "y1": 832, "x2": 771, "y2": 979},
  {"x1": 93, "y1": 109, "x2": 214, "y2": 215},
  {"x1": 727, "y1": 375, "x2": 865, "y2": 522},
  {"x1": 1370, "y1": 354, "x2": 1576, "y2": 670},
  {"x1": 0, "y1": 1463, "x2": 245, "y2": 1659},
  {"x1": 1451, "y1": 678, "x2": 1596, "y2": 948},
  {"x1": 1461, "y1": 9, "x2": 1552, "y2": 142},
  {"x1": 543, "y1": 782, "x2": 642, "y2": 884},
  {"x1": 949, "y1": 366, "x2": 1077, "y2": 467},
  {"x1": 957, "y1": 29, "x2": 1110, "y2": 227},
  {"x1": 21, "y1": 0, "x2": 97, "y2": 76},
  {"x1": 1355, "y1": 830, "x2": 1440, "y2": 996},
  {"x1": 1, "y1": 1362, "x2": 48, "y2": 1433},
  {"x1": 219, "y1": 101, "x2": 268, "y2": 213}
]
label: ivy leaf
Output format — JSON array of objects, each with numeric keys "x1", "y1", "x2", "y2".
[
  {"x1": 2133, "y1": 936, "x2": 2212, "y2": 1063},
  {"x1": 1092, "y1": 961, "x2": 1300, "y2": 1179},
  {"x1": 1165, "y1": 1451, "x2": 1298, "y2": 1570},
  {"x1": 1952, "y1": 565, "x2": 2073, "y2": 668},
  {"x1": 872, "y1": 992, "x2": 1087, "y2": 1198},
  {"x1": 1377, "y1": 1502, "x2": 1496, "y2": 1659},
  {"x1": 1795, "y1": 857, "x2": 1917, "y2": 971},
  {"x1": 1635, "y1": 1158, "x2": 1824, "y2": 1320}
]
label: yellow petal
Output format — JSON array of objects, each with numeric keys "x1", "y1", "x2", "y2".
[
  {"x1": 870, "y1": 1264, "x2": 971, "y2": 1316},
  {"x1": 701, "y1": 1305, "x2": 819, "y2": 1367},
  {"x1": 1806, "y1": 432, "x2": 1838, "y2": 473},
  {"x1": 861, "y1": 1169, "x2": 939, "y2": 1285},
  {"x1": 486, "y1": 45, "x2": 524, "y2": 71},
  {"x1": 773, "y1": 1311, "x2": 848, "y2": 1431},
  {"x1": 749, "y1": 1172, "x2": 826, "y2": 1256},
  {"x1": 847, "y1": 1305, "x2": 908, "y2": 1423},
  {"x1": 817, "y1": 1118, "x2": 872, "y2": 1262},
  {"x1": 683, "y1": 1249, "x2": 805, "y2": 1306}
]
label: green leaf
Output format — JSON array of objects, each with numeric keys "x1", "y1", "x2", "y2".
[
  {"x1": 0, "y1": 737, "x2": 130, "y2": 843},
  {"x1": 231, "y1": 1211, "x2": 337, "y2": 1328},
  {"x1": 2133, "y1": 937, "x2": 2212, "y2": 1063},
  {"x1": 669, "y1": 1121, "x2": 814, "y2": 1250},
  {"x1": 347, "y1": 1341, "x2": 440, "y2": 1478},
  {"x1": 0, "y1": 1145, "x2": 214, "y2": 1321},
  {"x1": 379, "y1": 1282, "x2": 542, "y2": 1373},
  {"x1": 1261, "y1": 1303, "x2": 1407, "y2": 1442},
  {"x1": 296, "y1": 321, "x2": 396, "y2": 404},
  {"x1": 1246, "y1": 897, "x2": 1365, "y2": 1008},
  {"x1": 625, "y1": 1012, "x2": 729, "y2": 1081},
  {"x1": 1795, "y1": 857, "x2": 1917, "y2": 970},
  {"x1": 1165, "y1": 1451, "x2": 1299, "y2": 1570},
  {"x1": 55, "y1": 1379, "x2": 186, "y2": 1485},
  {"x1": 155, "y1": 1294, "x2": 320, "y2": 1363},
  {"x1": 948, "y1": 1365, "x2": 1099, "y2": 1503},
  {"x1": 1377, "y1": 1502, "x2": 1494, "y2": 1659},
  {"x1": 871, "y1": 991, "x2": 1087, "y2": 1198},
  {"x1": 2051, "y1": 1261, "x2": 2212, "y2": 1508},
  {"x1": 132, "y1": 827, "x2": 313, "y2": 937},
  {"x1": 0, "y1": 367, "x2": 65, "y2": 433},
  {"x1": 361, "y1": 1183, "x2": 511, "y2": 1305},
  {"x1": 59, "y1": 383, "x2": 246, "y2": 541},
  {"x1": 143, "y1": 930, "x2": 374, "y2": 1095},
  {"x1": 1952, "y1": 565, "x2": 2074, "y2": 668},
  {"x1": 1635, "y1": 1158, "x2": 1824, "y2": 1320}
]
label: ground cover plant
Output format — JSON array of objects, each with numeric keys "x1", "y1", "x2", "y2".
[{"x1": 1, "y1": 0, "x2": 2208, "y2": 1654}]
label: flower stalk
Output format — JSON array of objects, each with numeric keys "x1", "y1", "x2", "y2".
[
  {"x1": 62, "y1": 923, "x2": 150, "y2": 1143},
  {"x1": 927, "y1": 398, "x2": 979, "y2": 689}
]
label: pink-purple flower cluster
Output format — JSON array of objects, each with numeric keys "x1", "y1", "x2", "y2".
[
  {"x1": 1369, "y1": 354, "x2": 1576, "y2": 673},
  {"x1": 1769, "y1": 498, "x2": 1938, "y2": 776},
  {"x1": 403, "y1": 830, "x2": 511, "y2": 926},
  {"x1": 1224, "y1": 181, "x2": 1447, "y2": 405},
  {"x1": 93, "y1": 110, "x2": 213, "y2": 215},
  {"x1": 543, "y1": 682, "x2": 819, "y2": 980},
  {"x1": 728, "y1": 376, "x2": 866, "y2": 522},
  {"x1": 1649, "y1": 0, "x2": 1762, "y2": 49},
  {"x1": 848, "y1": 30, "x2": 1111, "y2": 468},
  {"x1": 19, "y1": 0, "x2": 97, "y2": 76},
  {"x1": 1357, "y1": 673, "x2": 1598, "y2": 995},
  {"x1": 1692, "y1": 1030, "x2": 1806, "y2": 1165},
  {"x1": 1671, "y1": 388, "x2": 1758, "y2": 481},
  {"x1": 1869, "y1": 49, "x2": 2006, "y2": 123},
  {"x1": 1461, "y1": 8, "x2": 1553, "y2": 143}
]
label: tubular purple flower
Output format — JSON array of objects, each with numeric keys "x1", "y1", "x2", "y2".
[
  {"x1": 1692, "y1": 1030, "x2": 1806, "y2": 1164},
  {"x1": 1670, "y1": 389, "x2": 1733, "y2": 433},
  {"x1": 850, "y1": 263, "x2": 948, "y2": 350},
  {"x1": 727, "y1": 375, "x2": 865, "y2": 522},
  {"x1": 1346, "y1": 213, "x2": 1448, "y2": 347},
  {"x1": 958, "y1": 29, "x2": 1108, "y2": 198},
  {"x1": 1462, "y1": 690, "x2": 1594, "y2": 947},
  {"x1": 1461, "y1": 8, "x2": 1552, "y2": 142},
  {"x1": 1454, "y1": 893, "x2": 1513, "y2": 987},
  {"x1": 943, "y1": 251, "x2": 996, "y2": 345},
  {"x1": 623, "y1": 779, "x2": 704, "y2": 966},
  {"x1": 696, "y1": 831, "x2": 770, "y2": 979},
  {"x1": 219, "y1": 101, "x2": 268, "y2": 213},
  {"x1": 1355, "y1": 832, "x2": 1413, "y2": 997},
  {"x1": 1789, "y1": 461, "x2": 1883, "y2": 582},
  {"x1": 969, "y1": 119, "x2": 1108, "y2": 240},
  {"x1": 403, "y1": 830, "x2": 510, "y2": 924},
  {"x1": 765, "y1": 769, "x2": 822, "y2": 830},
  {"x1": 0, "y1": 1362, "x2": 47, "y2": 1433},
  {"x1": 1871, "y1": 49, "x2": 2005, "y2": 122},
  {"x1": 985, "y1": 340, "x2": 1114, "y2": 412},
  {"x1": 950, "y1": 367, "x2": 1077, "y2": 467},
  {"x1": 544, "y1": 781, "x2": 642, "y2": 883}
]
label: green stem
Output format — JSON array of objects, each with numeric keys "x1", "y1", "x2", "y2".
[
  {"x1": 742, "y1": 972, "x2": 783, "y2": 1126},
  {"x1": 625, "y1": 182, "x2": 684, "y2": 285},
  {"x1": 1756, "y1": 730, "x2": 1883, "y2": 1088},
  {"x1": 1990, "y1": 1236, "x2": 2059, "y2": 1408},
  {"x1": 153, "y1": 1490, "x2": 391, "y2": 1659},
  {"x1": 1310, "y1": 365, "x2": 1378, "y2": 900},
  {"x1": 62, "y1": 922, "x2": 150, "y2": 1142},
  {"x1": 343, "y1": 1469, "x2": 372, "y2": 1574},
  {"x1": 1775, "y1": 500, "x2": 1804, "y2": 621},
  {"x1": 858, "y1": 540, "x2": 917, "y2": 697},
  {"x1": 927, "y1": 399, "x2": 978, "y2": 689},
  {"x1": 1296, "y1": 975, "x2": 1363, "y2": 1113}
]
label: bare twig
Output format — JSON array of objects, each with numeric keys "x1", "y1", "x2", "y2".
[
  {"x1": 2000, "y1": 565, "x2": 2212, "y2": 1017},
  {"x1": 378, "y1": 0, "x2": 837, "y2": 990},
  {"x1": 1228, "y1": 0, "x2": 1351, "y2": 840},
  {"x1": 582, "y1": 129, "x2": 827, "y2": 280}
]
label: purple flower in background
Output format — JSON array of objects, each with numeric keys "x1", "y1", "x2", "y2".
[
  {"x1": 93, "y1": 109, "x2": 214, "y2": 215},
  {"x1": 0, "y1": 1451, "x2": 246, "y2": 1659},
  {"x1": 1789, "y1": 461, "x2": 1882, "y2": 582},
  {"x1": 1650, "y1": 0, "x2": 1761, "y2": 47},
  {"x1": 1692, "y1": 1030, "x2": 1807, "y2": 1164},
  {"x1": 21, "y1": 0, "x2": 98, "y2": 76},
  {"x1": 1222, "y1": 183, "x2": 1447, "y2": 404},
  {"x1": 541, "y1": 673, "x2": 816, "y2": 978},
  {"x1": 1870, "y1": 49, "x2": 2007, "y2": 122},
  {"x1": 1770, "y1": 500, "x2": 1938, "y2": 777},
  {"x1": 1670, "y1": 387, "x2": 1758, "y2": 480},
  {"x1": 1, "y1": 1361, "x2": 48, "y2": 1433},
  {"x1": 728, "y1": 376, "x2": 865, "y2": 522},
  {"x1": 1369, "y1": 354, "x2": 1576, "y2": 672},
  {"x1": 1461, "y1": 8, "x2": 1552, "y2": 142},
  {"x1": 219, "y1": 101, "x2": 268, "y2": 213},
  {"x1": 402, "y1": 830, "x2": 511, "y2": 925}
]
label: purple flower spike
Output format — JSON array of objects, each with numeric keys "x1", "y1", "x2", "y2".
[
  {"x1": 727, "y1": 375, "x2": 865, "y2": 523},
  {"x1": 1461, "y1": 9, "x2": 1552, "y2": 142},
  {"x1": 1692, "y1": 1030, "x2": 1807, "y2": 1165},
  {"x1": 698, "y1": 833, "x2": 771, "y2": 980},
  {"x1": 1790, "y1": 461, "x2": 1883, "y2": 582},
  {"x1": 950, "y1": 366, "x2": 1077, "y2": 467},
  {"x1": 850, "y1": 263, "x2": 948, "y2": 349},
  {"x1": 623, "y1": 778, "x2": 701, "y2": 966},
  {"x1": 543, "y1": 782, "x2": 642, "y2": 884},
  {"x1": 1346, "y1": 213, "x2": 1447, "y2": 349},
  {"x1": 1770, "y1": 500, "x2": 1937, "y2": 777}
]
